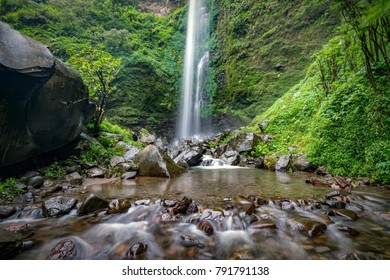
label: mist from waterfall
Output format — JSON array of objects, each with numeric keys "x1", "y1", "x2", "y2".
[{"x1": 177, "y1": 0, "x2": 210, "y2": 139}]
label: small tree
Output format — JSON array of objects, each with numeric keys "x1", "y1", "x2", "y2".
[{"x1": 68, "y1": 47, "x2": 121, "y2": 134}]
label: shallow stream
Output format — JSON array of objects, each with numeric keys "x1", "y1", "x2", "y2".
[{"x1": 3, "y1": 167, "x2": 390, "y2": 260}]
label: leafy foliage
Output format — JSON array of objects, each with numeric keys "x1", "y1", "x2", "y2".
[{"x1": 0, "y1": 178, "x2": 22, "y2": 200}]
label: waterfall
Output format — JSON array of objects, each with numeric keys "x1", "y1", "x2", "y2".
[{"x1": 177, "y1": 0, "x2": 210, "y2": 139}]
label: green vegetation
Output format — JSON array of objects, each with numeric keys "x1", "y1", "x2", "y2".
[
  {"x1": 249, "y1": 1, "x2": 390, "y2": 183},
  {"x1": 211, "y1": 0, "x2": 340, "y2": 122},
  {"x1": 0, "y1": 0, "x2": 186, "y2": 134},
  {"x1": 0, "y1": 178, "x2": 22, "y2": 200},
  {"x1": 44, "y1": 162, "x2": 67, "y2": 179}
]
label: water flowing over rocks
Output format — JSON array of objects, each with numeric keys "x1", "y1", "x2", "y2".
[
  {"x1": 0, "y1": 22, "x2": 94, "y2": 169},
  {"x1": 46, "y1": 239, "x2": 78, "y2": 260}
]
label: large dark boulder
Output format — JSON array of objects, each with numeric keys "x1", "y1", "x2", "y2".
[
  {"x1": 0, "y1": 22, "x2": 94, "y2": 168},
  {"x1": 135, "y1": 145, "x2": 186, "y2": 178},
  {"x1": 42, "y1": 196, "x2": 78, "y2": 218}
]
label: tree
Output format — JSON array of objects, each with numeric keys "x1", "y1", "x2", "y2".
[{"x1": 68, "y1": 47, "x2": 121, "y2": 134}]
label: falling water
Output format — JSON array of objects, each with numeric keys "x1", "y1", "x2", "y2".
[{"x1": 177, "y1": 0, "x2": 210, "y2": 138}]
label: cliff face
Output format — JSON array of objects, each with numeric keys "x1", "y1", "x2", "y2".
[{"x1": 137, "y1": 0, "x2": 186, "y2": 16}]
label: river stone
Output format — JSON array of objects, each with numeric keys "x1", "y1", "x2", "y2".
[
  {"x1": 197, "y1": 220, "x2": 214, "y2": 235},
  {"x1": 64, "y1": 172, "x2": 83, "y2": 185},
  {"x1": 110, "y1": 156, "x2": 125, "y2": 167},
  {"x1": 332, "y1": 209, "x2": 358, "y2": 220},
  {"x1": 292, "y1": 154, "x2": 316, "y2": 172},
  {"x1": 135, "y1": 145, "x2": 186, "y2": 178},
  {"x1": 121, "y1": 171, "x2": 137, "y2": 180},
  {"x1": 87, "y1": 167, "x2": 105, "y2": 178},
  {"x1": 251, "y1": 220, "x2": 277, "y2": 230},
  {"x1": 107, "y1": 199, "x2": 131, "y2": 214},
  {"x1": 275, "y1": 154, "x2": 291, "y2": 172},
  {"x1": 26, "y1": 176, "x2": 44, "y2": 188},
  {"x1": 227, "y1": 132, "x2": 260, "y2": 153},
  {"x1": 126, "y1": 242, "x2": 148, "y2": 259},
  {"x1": 46, "y1": 239, "x2": 78, "y2": 260},
  {"x1": 220, "y1": 150, "x2": 240, "y2": 166},
  {"x1": 42, "y1": 196, "x2": 77, "y2": 217},
  {"x1": 123, "y1": 146, "x2": 141, "y2": 161},
  {"x1": 174, "y1": 149, "x2": 203, "y2": 167},
  {"x1": 0, "y1": 22, "x2": 94, "y2": 168},
  {"x1": 171, "y1": 197, "x2": 192, "y2": 214},
  {"x1": 286, "y1": 217, "x2": 327, "y2": 238},
  {"x1": 0, "y1": 206, "x2": 17, "y2": 219},
  {"x1": 139, "y1": 131, "x2": 156, "y2": 145},
  {"x1": 0, "y1": 229, "x2": 24, "y2": 259},
  {"x1": 77, "y1": 194, "x2": 109, "y2": 215}
]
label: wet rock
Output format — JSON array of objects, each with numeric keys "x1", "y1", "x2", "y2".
[
  {"x1": 174, "y1": 149, "x2": 203, "y2": 167},
  {"x1": 161, "y1": 212, "x2": 181, "y2": 222},
  {"x1": 110, "y1": 156, "x2": 125, "y2": 167},
  {"x1": 329, "y1": 209, "x2": 358, "y2": 220},
  {"x1": 107, "y1": 199, "x2": 131, "y2": 214},
  {"x1": 197, "y1": 220, "x2": 214, "y2": 235},
  {"x1": 227, "y1": 132, "x2": 260, "y2": 153},
  {"x1": 46, "y1": 239, "x2": 78, "y2": 260},
  {"x1": 180, "y1": 235, "x2": 204, "y2": 248},
  {"x1": 275, "y1": 154, "x2": 291, "y2": 172},
  {"x1": 87, "y1": 167, "x2": 105, "y2": 178},
  {"x1": 77, "y1": 194, "x2": 109, "y2": 215},
  {"x1": 292, "y1": 154, "x2": 316, "y2": 172},
  {"x1": 220, "y1": 150, "x2": 240, "y2": 166},
  {"x1": 305, "y1": 177, "x2": 331, "y2": 188},
  {"x1": 126, "y1": 242, "x2": 148, "y2": 259},
  {"x1": 286, "y1": 217, "x2": 327, "y2": 238},
  {"x1": 171, "y1": 197, "x2": 192, "y2": 214},
  {"x1": 258, "y1": 121, "x2": 267, "y2": 132},
  {"x1": 121, "y1": 171, "x2": 137, "y2": 180},
  {"x1": 337, "y1": 226, "x2": 360, "y2": 236},
  {"x1": 42, "y1": 196, "x2": 77, "y2": 217},
  {"x1": 242, "y1": 203, "x2": 256, "y2": 215},
  {"x1": 135, "y1": 199, "x2": 150, "y2": 206},
  {"x1": 281, "y1": 201, "x2": 295, "y2": 211},
  {"x1": 135, "y1": 145, "x2": 186, "y2": 178},
  {"x1": 26, "y1": 176, "x2": 44, "y2": 189},
  {"x1": 176, "y1": 159, "x2": 190, "y2": 169},
  {"x1": 324, "y1": 200, "x2": 346, "y2": 209},
  {"x1": 0, "y1": 229, "x2": 24, "y2": 259},
  {"x1": 64, "y1": 172, "x2": 83, "y2": 185},
  {"x1": 0, "y1": 206, "x2": 16, "y2": 219},
  {"x1": 263, "y1": 155, "x2": 277, "y2": 171},
  {"x1": 252, "y1": 196, "x2": 268, "y2": 206},
  {"x1": 250, "y1": 219, "x2": 277, "y2": 230},
  {"x1": 187, "y1": 202, "x2": 199, "y2": 214},
  {"x1": 325, "y1": 191, "x2": 340, "y2": 199}
]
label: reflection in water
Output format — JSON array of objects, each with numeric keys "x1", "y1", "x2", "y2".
[{"x1": 3, "y1": 168, "x2": 390, "y2": 260}]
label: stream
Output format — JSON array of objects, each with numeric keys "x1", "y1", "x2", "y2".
[{"x1": 2, "y1": 167, "x2": 390, "y2": 260}]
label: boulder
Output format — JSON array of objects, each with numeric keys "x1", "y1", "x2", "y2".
[
  {"x1": 26, "y1": 176, "x2": 44, "y2": 188},
  {"x1": 135, "y1": 145, "x2": 186, "y2": 178},
  {"x1": 64, "y1": 172, "x2": 83, "y2": 185},
  {"x1": 275, "y1": 154, "x2": 291, "y2": 172},
  {"x1": 0, "y1": 22, "x2": 94, "y2": 168},
  {"x1": 87, "y1": 167, "x2": 105, "y2": 178},
  {"x1": 121, "y1": 171, "x2": 137, "y2": 180},
  {"x1": 292, "y1": 154, "x2": 316, "y2": 172},
  {"x1": 139, "y1": 131, "x2": 156, "y2": 145},
  {"x1": 77, "y1": 194, "x2": 108, "y2": 215},
  {"x1": 123, "y1": 146, "x2": 141, "y2": 161},
  {"x1": 110, "y1": 156, "x2": 125, "y2": 167},
  {"x1": 42, "y1": 196, "x2": 77, "y2": 217},
  {"x1": 227, "y1": 132, "x2": 260, "y2": 153},
  {"x1": 0, "y1": 206, "x2": 16, "y2": 219},
  {"x1": 220, "y1": 150, "x2": 240, "y2": 166},
  {"x1": 174, "y1": 149, "x2": 203, "y2": 167},
  {"x1": 0, "y1": 229, "x2": 24, "y2": 259}
]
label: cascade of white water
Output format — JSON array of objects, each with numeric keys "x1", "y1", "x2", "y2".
[{"x1": 177, "y1": 0, "x2": 209, "y2": 139}]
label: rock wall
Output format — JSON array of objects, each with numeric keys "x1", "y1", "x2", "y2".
[{"x1": 0, "y1": 22, "x2": 95, "y2": 168}]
